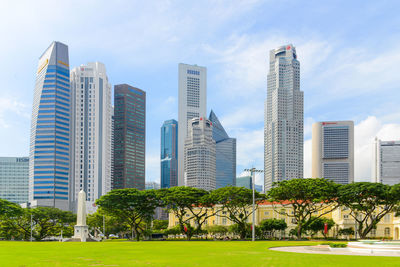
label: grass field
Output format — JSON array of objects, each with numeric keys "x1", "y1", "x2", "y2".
[{"x1": 1, "y1": 241, "x2": 400, "y2": 266}]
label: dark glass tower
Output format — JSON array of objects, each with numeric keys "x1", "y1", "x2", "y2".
[
  {"x1": 208, "y1": 110, "x2": 236, "y2": 188},
  {"x1": 160, "y1": 119, "x2": 178, "y2": 188},
  {"x1": 113, "y1": 84, "x2": 146, "y2": 190},
  {"x1": 29, "y1": 41, "x2": 71, "y2": 211}
]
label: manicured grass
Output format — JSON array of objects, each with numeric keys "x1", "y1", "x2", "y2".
[{"x1": 0, "y1": 241, "x2": 400, "y2": 266}]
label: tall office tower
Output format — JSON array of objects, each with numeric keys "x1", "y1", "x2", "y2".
[
  {"x1": 29, "y1": 41, "x2": 71, "y2": 211},
  {"x1": 312, "y1": 121, "x2": 354, "y2": 185},
  {"x1": 373, "y1": 138, "x2": 400, "y2": 185},
  {"x1": 264, "y1": 44, "x2": 304, "y2": 191},
  {"x1": 178, "y1": 63, "x2": 207, "y2": 186},
  {"x1": 160, "y1": 119, "x2": 178, "y2": 188},
  {"x1": 184, "y1": 117, "x2": 216, "y2": 191},
  {"x1": 70, "y1": 62, "x2": 112, "y2": 213},
  {"x1": 208, "y1": 110, "x2": 236, "y2": 188},
  {"x1": 113, "y1": 84, "x2": 146, "y2": 190},
  {"x1": 0, "y1": 157, "x2": 29, "y2": 203}
]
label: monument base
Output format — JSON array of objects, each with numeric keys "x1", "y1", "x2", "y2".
[{"x1": 72, "y1": 225, "x2": 89, "y2": 242}]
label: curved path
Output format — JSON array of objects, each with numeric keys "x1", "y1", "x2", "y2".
[{"x1": 270, "y1": 245, "x2": 400, "y2": 257}]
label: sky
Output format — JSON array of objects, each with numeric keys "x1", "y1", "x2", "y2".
[{"x1": 0, "y1": 0, "x2": 399, "y2": 186}]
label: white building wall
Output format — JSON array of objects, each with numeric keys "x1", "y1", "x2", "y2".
[
  {"x1": 178, "y1": 64, "x2": 207, "y2": 186},
  {"x1": 70, "y1": 62, "x2": 112, "y2": 213}
]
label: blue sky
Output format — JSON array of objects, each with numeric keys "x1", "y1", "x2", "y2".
[{"x1": 1, "y1": 0, "x2": 399, "y2": 185}]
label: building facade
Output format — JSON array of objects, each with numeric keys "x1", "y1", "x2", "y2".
[
  {"x1": 236, "y1": 176, "x2": 262, "y2": 192},
  {"x1": 373, "y1": 138, "x2": 400, "y2": 185},
  {"x1": 113, "y1": 84, "x2": 146, "y2": 190},
  {"x1": 209, "y1": 110, "x2": 236, "y2": 188},
  {"x1": 70, "y1": 62, "x2": 112, "y2": 213},
  {"x1": 264, "y1": 44, "x2": 304, "y2": 191},
  {"x1": 29, "y1": 41, "x2": 71, "y2": 211},
  {"x1": 161, "y1": 119, "x2": 178, "y2": 188},
  {"x1": 0, "y1": 157, "x2": 29, "y2": 203},
  {"x1": 178, "y1": 64, "x2": 207, "y2": 186},
  {"x1": 312, "y1": 121, "x2": 354, "y2": 184},
  {"x1": 184, "y1": 117, "x2": 216, "y2": 191}
]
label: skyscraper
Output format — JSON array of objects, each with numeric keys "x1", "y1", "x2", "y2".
[
  {"x1": 70, "y1": 62, "x2": 112, "y2": 213},
  {"x1": 312, "y1": 121, "x2": 354, "y2": 185},
  {"x1": 29, "y1": 41, "x2": 71, "y2": 211},
  {"x1": 113, "y1": 84, "x2": 146, "y2": 190},
  {"x1": 0, "y1": 157, "x2": 29, "y2": 203},
  {"x1": 209, "y1": 110, "x2": 236, "y2": 188},
  {"x1": 178, "y1": 63, "x2": 207, "y2": 186},
  {"x1": 161, "y1": 119, "x2": 178, "y2": 188},
  {"x1": 264, "y1": 44, "x2": 304, "y2": 191},
  {"x1": 184, "y1": 117, "x2": 216, "y2": 191},
  {"x1": 373, "y1": 138, "x2": 400, "y2": 185}
]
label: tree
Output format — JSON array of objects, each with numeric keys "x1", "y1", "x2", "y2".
[
  {"x1": 205, "y1": 225, "x2": 228, "y2": 238},
  {"x1": 228, "y1": 223, "x2": 252, "y2": 239},
  {"x1": 303, "y1": 217, "x2": 335, "y2": 238},
  {"x1": 259, "y1": 218, "x2": 287, "y2": 239},
  {"x1": 160, "y1": 187, "x2": 209, "y2": 240},
  {"x1": 30, "y1": 207, "x2": 76, "y2": 240},
  {"x1": 96, "y1": 189, "x2": 160, "y2": 241},
  {"x1": 267, "y1": 178, "x2": 339, "y2": 239},
  {"x1": 212, "y1": 187, "x2": 265, "y2": 239},
  {"x1": 0, "y1": 199, "x2": 23, "y2": 220},
  {"x1": 87, "y1": 211, "x2": 128, "y2": 238},
  {"x1": 152, "y1": 220, "x2": 168, "y2": 231},
  {"x1": 337, "y1": 182, "x2": 400, "y2": 239},
  {"x1": 338, "y1": 227, "x2": 354, "y2": 239}
]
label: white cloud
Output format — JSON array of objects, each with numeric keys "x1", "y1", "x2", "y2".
[{"x1": 0, "y1": 97, "x2": 30, "y2": 128}]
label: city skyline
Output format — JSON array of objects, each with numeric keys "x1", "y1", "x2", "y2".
[{"x1": 1, "y1": 1, "x2": 400, "y2": 186}]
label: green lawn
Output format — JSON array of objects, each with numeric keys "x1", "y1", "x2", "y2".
[{"x1": 0, "y1": 241, "x2": 400, "y2": 266}]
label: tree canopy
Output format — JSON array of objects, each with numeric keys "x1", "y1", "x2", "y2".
[{"x1": 268, "y1": 178, "x2": 339, "y2": 239}]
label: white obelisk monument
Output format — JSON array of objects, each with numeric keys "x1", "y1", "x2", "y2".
[{"x1": 73, "y1": 190, "x2": 89, "y2": 242}]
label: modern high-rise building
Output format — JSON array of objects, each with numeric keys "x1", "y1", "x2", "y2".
[
  {"x1": 0, "y1": 157, "x2": 29, "y2": 203},
  {"x1": 236, "y1": 176, "x2": 263, "y2": 192},
  {"x1": 70, "y1": 62, "x2": 112, "y2": 213},
  {"x1": 209, "y1": 110, "x2": 236, "y2": 188},
  {"x1": 312, "y1": 121, "x2": 354, "y2": 185},
  {"x1": 113, "y1": 84, "x2": 146, "y2": 190},
  {"x1": 160, "y1": 119, "x2": 178, "y2": 188},
  {"x1": 184, "y1": 117, "x2": 216, "y2": 191},
  {"x1": 264, "y1": 44, "x2": 304, "y2": 191},
  {"x1": 373, "y1": 138, "x2": 400, "y2": 185},
  {"x1": 29, "y1": 41, "x2": 71, "y2": 211},
  {"x1": 178, "y1": 63, "x2": 207, "y2": 186}
]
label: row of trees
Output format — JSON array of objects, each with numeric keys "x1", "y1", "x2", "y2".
[
  {"x1": 1, "y1": 179, "x2": 399, "y2": 241},
  {"x1": 0, "y1": 199, "x2": 76, "y2": 240},
  {"x1": 95, "y1": 179, "x2": 400, "y2": 240}
]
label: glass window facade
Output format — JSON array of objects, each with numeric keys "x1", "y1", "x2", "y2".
[
  {"x1": 0, "y1": 157, "x2": 29, "y2": 203},
  {"x1": 29, "y1": 42, "x2": 71, "y2": 210},
  {"x1": 209, "y1": 110, "x2": 236, "y2": 188},
  {"x1": 112, "y1": 84, "x2": 146, "y2": 190},
  {"x1": 160, "y1": 119, "x2": 178, "y2": 188}
]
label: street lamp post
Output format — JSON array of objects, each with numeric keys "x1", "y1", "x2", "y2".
[{"x1": 244, "y1": 168, "x2": 264, "y2": 242}]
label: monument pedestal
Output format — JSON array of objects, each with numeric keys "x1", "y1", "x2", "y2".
[{"x1": 73, "y1": 225, "x2": 89, "y2": 242}]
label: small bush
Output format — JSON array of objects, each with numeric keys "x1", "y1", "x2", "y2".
[{"x1": 329, "y1": 243, "x2": 347, "y2": 248}]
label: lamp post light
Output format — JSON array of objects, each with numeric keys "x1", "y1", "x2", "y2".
[{"x1": 244, "y1": 168, "x2": 264, "y2": 242}]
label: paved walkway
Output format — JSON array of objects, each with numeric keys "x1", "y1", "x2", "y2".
[{"x1": 269, "y1": 246, "x2": 400, "y2": 257}]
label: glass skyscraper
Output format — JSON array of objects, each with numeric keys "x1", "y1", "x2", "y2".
[
  {"x1": 373, "y1": 139, "x2": 400, "y2": 185},
  {"x1": 29, "y1": 41, "x2": 71, "y2": 211},
  {"x1": 160, "y1": 119, "x2": 178, "y2": 188},
  {"x1": 0, "y1": 157, "x2": 29, "y2": 203},
  {"x1": 209, "y1": 110, "x2": 236, "y2": 188},
  {"x1": 113, "y1": 84, "x2": 146, "y2": 190}
]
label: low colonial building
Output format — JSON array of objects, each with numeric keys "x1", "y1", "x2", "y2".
[{"x1": 169, "y1": 201, "x2": 400, "y2": 239}]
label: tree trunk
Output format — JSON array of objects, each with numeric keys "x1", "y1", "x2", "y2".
[{"x1": 297, "y1": 225, "x2": 302, "y2": 240}]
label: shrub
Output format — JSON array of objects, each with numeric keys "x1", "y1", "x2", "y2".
[{"x1": 329, "y1": 243, "x2": 347, "y2": 248}]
